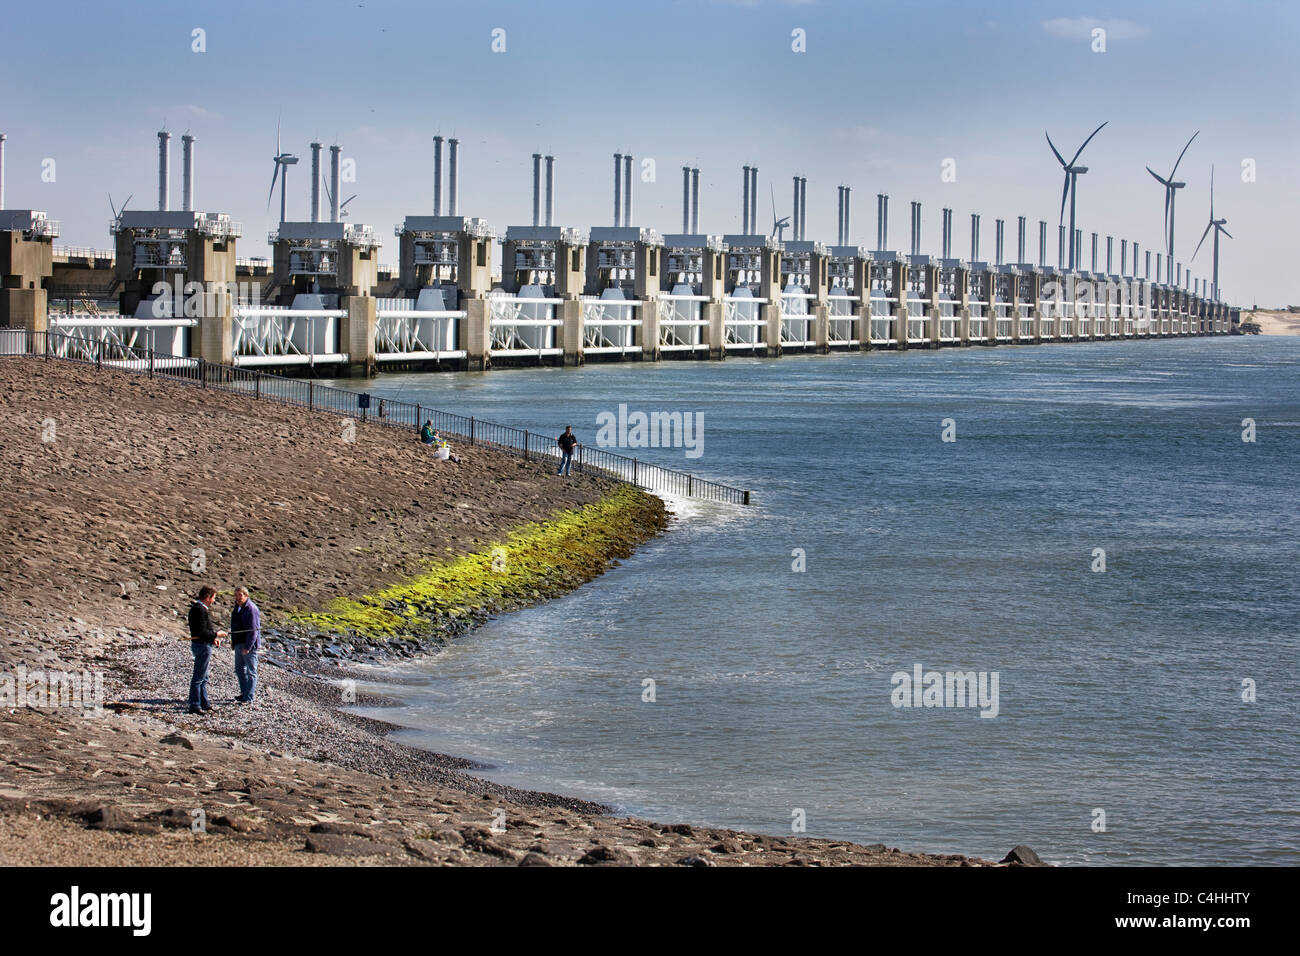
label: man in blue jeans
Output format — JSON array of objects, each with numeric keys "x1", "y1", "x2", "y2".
[
  {"x1": 230, "y1": 586, "x2": 261, "y2": 703},
  {"x1": 186, "y1": 586, "x2": 227, "y2": 714},
  {"x1": 557, "y1": 425, "x2": 579, "y2": 476}
]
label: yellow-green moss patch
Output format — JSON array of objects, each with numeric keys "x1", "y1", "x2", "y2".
[{"x1": 291, "y1": 484, "x2": 666, "y2": 640}]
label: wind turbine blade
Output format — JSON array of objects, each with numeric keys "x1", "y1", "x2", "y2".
[
  {"x1": 1219, "y1": 226, "x2": 1232, "y2": 240},
  {"x1": 1192, "y1": 220, "x2": 1213, "y2": 260},
  {"x1": 1170, "y1": 130, "x2": 1199, "y2": 179},
  {"x1": 1059, "y1": 174, "x2": 1070, "y2": 224},
  {"x1": 1045, "y1": 131, "x2": 1067, "y2": 167},
  {"x1": 1147, "y1": 167, "x2": 1171, "y2": 187},
  {"x1": 267, "y1": 163, "x2": 280, "y2": 210},
  {"x1": 1069, "y1": 121, "x2": 1108, "y2": 166}
]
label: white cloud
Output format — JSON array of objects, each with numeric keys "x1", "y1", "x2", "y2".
[
  {"x1": 159, "y1": 103, "x2": 225, "y2": 123},
  {"x1": 1041, "y1": 17, "x2": 1150, "y2": 41}
]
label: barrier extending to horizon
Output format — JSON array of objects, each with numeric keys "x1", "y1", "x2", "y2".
[
  {"x1": 2, "y1": 180, "x2": 1235, "y2": 378},
  {"x1": 0, "y1": 329, "x2": 751, "y2": 506}
]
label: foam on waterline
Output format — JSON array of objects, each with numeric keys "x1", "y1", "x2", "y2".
[{"x1": 654, "y1": 489, "x2": 753, "y2": 529}]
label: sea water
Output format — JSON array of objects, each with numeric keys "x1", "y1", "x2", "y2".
[{"x1": 329, "y1": 337, "x2": 1300, "y2": 865}]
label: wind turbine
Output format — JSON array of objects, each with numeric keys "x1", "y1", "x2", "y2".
[
  {"x1": 1146, "y1": 131, "x2": 1198, "y2": 284},
  {"x1": 770, "y1": 184, "x2": 790, "y2": 241},
  {"x1": 1192, "y1": 165, "x2": 1231, "y2": 301},
  {"x1": 108, "y1": 192, "x2": 133, "y2": 223},
  {"x1": 323, "y1": 178, "x2": 358, "y2": 220},
  {"x1": 267, "y1": 121, "x2": 299, "y2": 224},
  {"x1": 1046, "y1": 121, "x2": 1107, "y2": 270}
]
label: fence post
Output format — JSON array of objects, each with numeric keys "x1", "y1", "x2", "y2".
[
  {"x1": 255, "y1": 373, "x2": 260, "y2": 400},
  {"x1": 744, "y1": 490, "x2": 750, "y2": 506},
  {"x1": 308, "y1": 381, "x2": 314, "y2": 408},
  {"x1": 149, "y1": 347, "x2": 155, "y2": 379},
  {"x1": 578, "y1": 445, "x2": 584, "y2": 474},
  {"x1": 633, "y1": 457, "x2": 638, "y2": 485},
  {"x1": 416, "y1": 404, "x2": 421, "y2": 432},
  {"x1": 95, "y1": 339, "x2": 102, "y2": 371},
  {"x1": 199, "y1": 359, "x2": 206, "y2": 387},
  {"x1": 469, "y1": 417, "x2": 475, "y2": 445},
  {"x1": 524, "y1": 431, "x2": 529, "y2": 460},
  {"x1": 688, "y1": 474, "x2": 693, "y2": 496}
]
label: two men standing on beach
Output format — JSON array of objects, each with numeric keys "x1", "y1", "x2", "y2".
[{"x1": 186, "y1": 585, "x2": 261, "y2": 713}]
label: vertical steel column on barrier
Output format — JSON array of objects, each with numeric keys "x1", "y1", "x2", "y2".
[
  {"x1": 578, "y1": 446, "x2": 584, "y2": 474},
  {"x1": 524, "y1": 431, "x2": 530, "y2": 460},
  {"x1": 633, "y1": 458, "x2": 638, "y2": 485},
  {"x1": 308, "y1": 382, "x2": 314, "y2": 408},
  {"x1": 255, "y1": 372, "x2": 260, "y2": 400},
  {"x1": 470, "y1": 417, "x2": 475, "y2": 445}
]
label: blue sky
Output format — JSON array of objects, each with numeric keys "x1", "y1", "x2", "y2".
[{"x1": 2, "y1": 0, "x2": 1297, "y2": 305}]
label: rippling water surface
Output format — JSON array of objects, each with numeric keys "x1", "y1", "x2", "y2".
[{"x1": 331, "y1": 337, "x2": 1300, "y2": 865}]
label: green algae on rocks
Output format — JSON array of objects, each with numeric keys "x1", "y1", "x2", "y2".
[{"x1": 293, "y1": 485, "x2": 667, "y2": 641}]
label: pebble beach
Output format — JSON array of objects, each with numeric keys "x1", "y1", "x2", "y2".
[{"x1": 0, "y1": 357, "x2": 1007, "y2": 866}]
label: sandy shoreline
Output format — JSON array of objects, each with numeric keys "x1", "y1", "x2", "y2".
[
  {"x1": 0, "y1": 357, "x2": 1014, "y2": 866},
  {"x1": 1240, "y1": 310, "x2": 1300, "y2": 335}
]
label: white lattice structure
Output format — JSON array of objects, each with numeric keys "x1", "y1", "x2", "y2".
[
  {"x1": 993, "y1": 270, "x2": 1014, "y2": 341},
  {"x1": 232, "y1": 298, "x2": 346, "y2": 366},
  {"x1": 488, "y1": 290, "x2": 562, "y2": 358},
  {"x1": 968, "y1": 270, "x2": 988, "y2": 341},
  {"x1": 827, "y1": 290, "x2": 857, "y2": 346},
  {"x1": 657, "y1": 293, "x2": 708, "y2": 352},
  {"x1": 375, "y1": 293, "x2": 466, "y2": 361},
  {"x1": 779, "y1": 287, "x2": 815, "y2": 346},
  {"x1": 723, "y1": 292, "x2": 765, "y2": 349},
  {"x1": 581, "y1": 294, "x2": 641, "y2": 355}
]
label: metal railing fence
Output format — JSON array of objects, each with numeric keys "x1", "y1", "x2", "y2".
[{"x1": 0, "y1": 329, "x2": 751, "y2": 506}]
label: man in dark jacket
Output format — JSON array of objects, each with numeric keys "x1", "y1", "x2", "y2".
[
  {"x1": 187, "y1": 586, "x2": 227, "y2": 714},
  {"x1": 556, "y1": 426, "x2": 579, "y2": 476},
  {"x1": 230, "y1": 586, "x2": 261, "y2": 703}
]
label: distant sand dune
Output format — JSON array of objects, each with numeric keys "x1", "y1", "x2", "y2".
[{"x1": 1242, "y1": 310, "x2": 1300, "y2": 335}]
